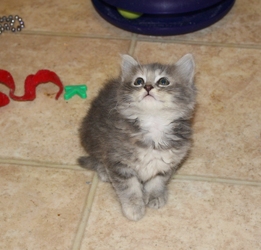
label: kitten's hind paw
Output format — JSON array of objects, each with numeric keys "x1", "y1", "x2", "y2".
[
  {"x1": 97, "y1": 170, "x2": 110, "y2": 182},
  {"x1": 122, "y1": 201, "x2": 145, "y2": 221}
]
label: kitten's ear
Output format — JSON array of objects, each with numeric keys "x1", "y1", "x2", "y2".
[
  {"x1": 175, "y1": 54, "x2": 195, "y2": 83},
  {"x1": 121, "y1": 54, "x2": 139, "y2": 80}
]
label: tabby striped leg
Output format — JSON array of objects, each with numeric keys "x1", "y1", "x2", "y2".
[{"x1": 107, "y1": 165, "x2": 145, "y2": 221}]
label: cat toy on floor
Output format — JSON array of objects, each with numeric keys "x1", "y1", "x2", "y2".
[
  {"x1": 0, "y1": 69, "x2": 64, "y2": 107},
  {"x1": 92, "y1": 0, "x2": 236, "y2": 36},
  {"x1": 0, "y1": 15, "x2": 25, "y2": 35},
  {"x1": 0, "y1": 70, "x2": 88, "y2": 107}
]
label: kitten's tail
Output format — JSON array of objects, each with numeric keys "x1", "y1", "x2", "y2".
[
  {"x1": 77, "y1": 156, "x2": 99, "y2": 171},
  {"x1": 78, "y1": 156, "x2": 110, "y2": 182}
]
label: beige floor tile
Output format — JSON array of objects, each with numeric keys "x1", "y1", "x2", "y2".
[
  {"x1": 0, "y1": 34, "x2": 130, "y2": 164},
  {"x1": 133, "y1": 42, "x2": 261, "y2": 181},
  {"x1": 0, "y1": 0, "x2": 131, "y2": 37},
  {"x1": 138, "y1": 0, "x2": 261, "y2": 45},
  {"x1": 80, "y1": 180, "x2": 261, "y2": 250},
  {"x1": 0, "y1": 164, "x2": 93, "y2": 250}
]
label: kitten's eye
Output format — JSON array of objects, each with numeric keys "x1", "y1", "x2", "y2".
[
  {"x1": 134, "y1": 77, "x2": 144, "y2": 87},
  {"x1": 158, "y1": 77, "x2": 170, "y2": 86}
]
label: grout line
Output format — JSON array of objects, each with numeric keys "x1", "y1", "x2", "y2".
[
  {"x1": 127, "y1": 34, "x2": 137, "y2": 56},
  {"x1": 72, "y1": 173, "x2": 99, "y2": 250},
  {"x1": 0, "y1": 158, "x2": 83, "y2": 171},
  {"x1": 173, "y1": 174, "x2": 261, "y2": 187},
  {"x1": 15, "y1": 31, "x2": 261, "y2": 50},
  {"x1": 1, "y1": 157, "x2": 261, "y2": 186},
  {"x1": 19, "y1": 30, "x2": 133, "y2": 41},
  {"x1": 135, "y1": 37, "x2": 261, "y2": 50}
]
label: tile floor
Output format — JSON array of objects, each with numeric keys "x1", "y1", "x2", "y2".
[{"x1": 0, "y1": 0, "x2": 261, "y2": 249}]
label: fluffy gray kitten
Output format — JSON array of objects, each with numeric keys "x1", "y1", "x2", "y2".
[{"x1": 78, "y1": 54, "x2": 196, "y2": 221}]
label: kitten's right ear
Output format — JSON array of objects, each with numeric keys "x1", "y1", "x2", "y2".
[
  {"x1": 175, "y1": 54, "x2": 195, "y2": 83},
  {"x1": 121, "y1": 54, "x2": 139, "y2": 80}
]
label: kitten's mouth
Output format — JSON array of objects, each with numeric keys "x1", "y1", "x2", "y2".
[
  {"x1": 143, "y1": 94, "x2": 156, "y2": 101},
  {"x1": 141, "y1": 93, "x2": 164, "y2": 103},
  {"x1": 143, "y1": 93, "x2": 156, "y2": 100}
]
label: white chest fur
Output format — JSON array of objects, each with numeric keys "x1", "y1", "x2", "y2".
[
  {"x1": 133, "y1": 147, "x2": 173, "y2": 182},
  {"x1": 138, "y1": 113, "x2": 173, "y2": 147},
  {"x1": 129, "y1": 112, "x2": 184, "y2": 181}
]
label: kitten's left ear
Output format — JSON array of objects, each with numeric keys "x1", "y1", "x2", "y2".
[
  {"x1": 121, "y1": 54, "x2": 139, "y2": 80},
  {"x1": 175, "y1": 54, "x2": 195, "y2": 83}
]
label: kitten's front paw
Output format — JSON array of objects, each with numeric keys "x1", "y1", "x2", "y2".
[
  {"x1": 122, "y1": 201, "x2": 145, "y2": 221},
  {"x1": 147, "y1": 196, "x2": 166, "y2": 209},
  {"x1": 146, "y1": 191, "x2": 168, "y2": 209}
]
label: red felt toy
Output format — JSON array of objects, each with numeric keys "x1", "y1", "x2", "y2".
[{"x1": 0, "y1": 69, "x2": 64, "y2": 107}]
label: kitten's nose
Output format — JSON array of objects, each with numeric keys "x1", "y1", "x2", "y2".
[{"x1": 144, "y1": 85, "x2": 153, "y2": 92}]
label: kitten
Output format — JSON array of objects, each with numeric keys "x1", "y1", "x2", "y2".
[{"x1": 78, "y1": 54, "x2": 196, "y2": 221}]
